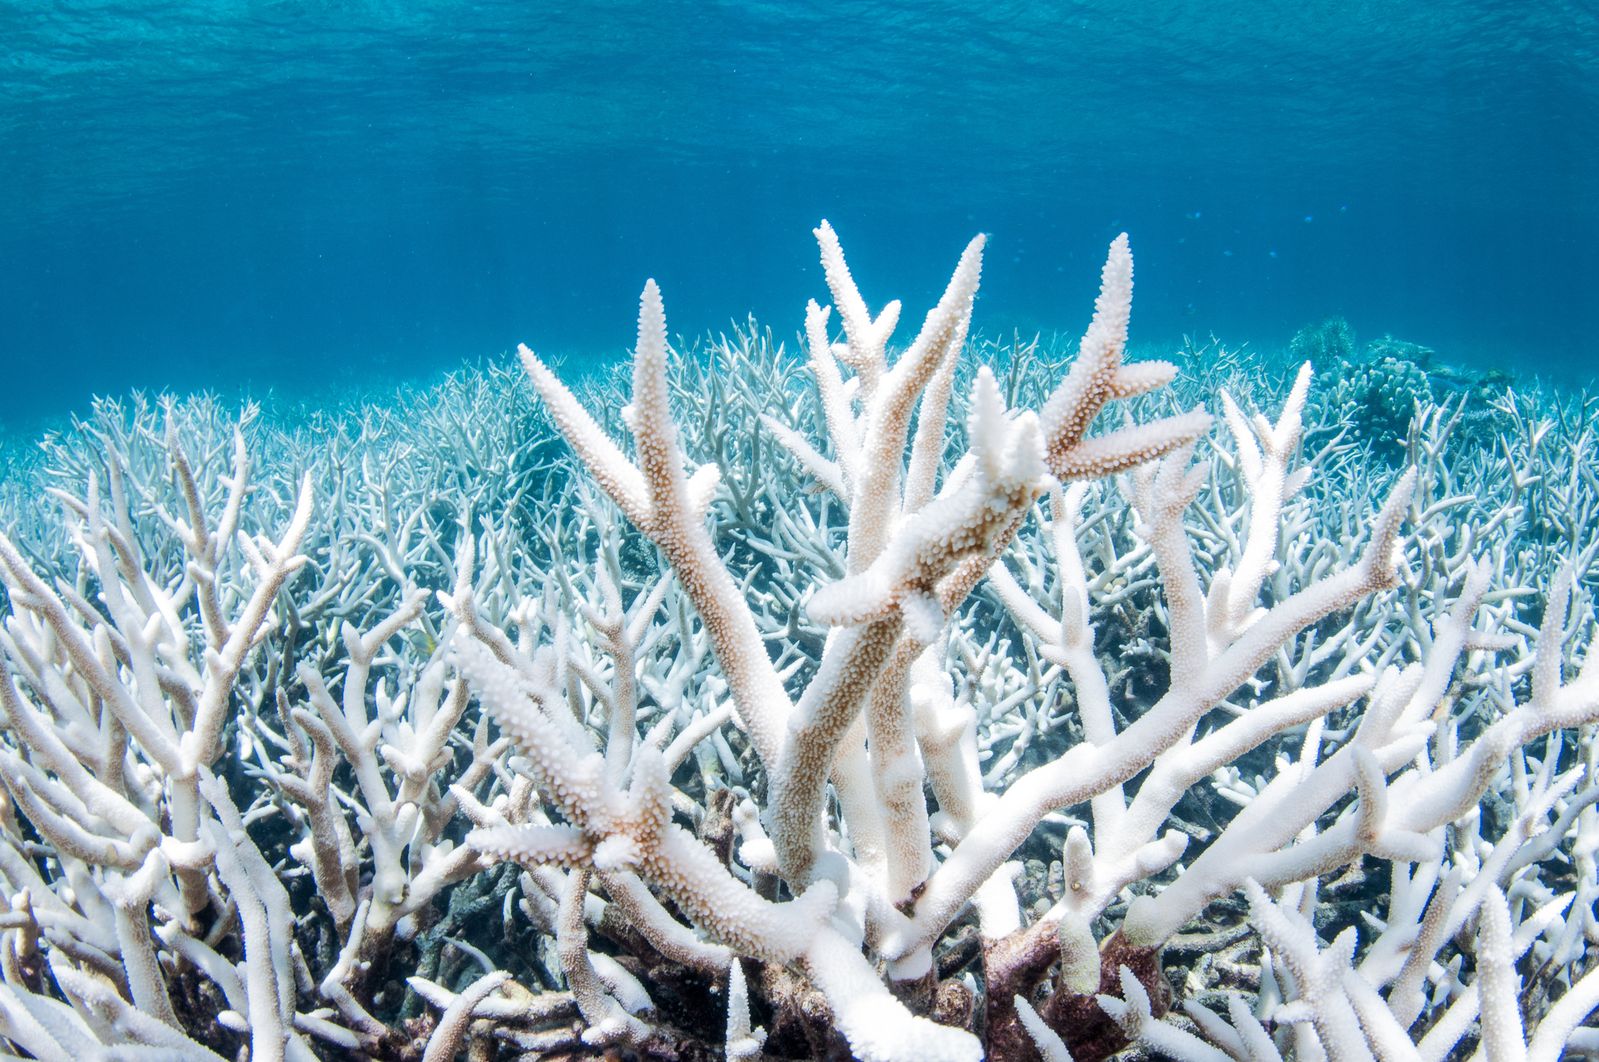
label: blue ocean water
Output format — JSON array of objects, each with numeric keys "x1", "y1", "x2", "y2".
[{"x1": 2, "y1": 1, "x2": 1595, "y2": 429}]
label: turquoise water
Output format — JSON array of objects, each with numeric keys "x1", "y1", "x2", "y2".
[{"x1": 2, "y1": 1, "x2": 1595, "y2": 425}]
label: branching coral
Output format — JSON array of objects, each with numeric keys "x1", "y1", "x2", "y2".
[{"x1": 0, "y1": 223, "x2": 1592, "y2": 1061}]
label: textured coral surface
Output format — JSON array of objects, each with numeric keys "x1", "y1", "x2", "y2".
[{"x1": 0, "y1": 226, "x2": 1593, "y2": 1060}]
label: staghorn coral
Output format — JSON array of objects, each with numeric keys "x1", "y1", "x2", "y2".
[{"x1": 0, "y1": 223, "x2": 1591, "y2": 1060}]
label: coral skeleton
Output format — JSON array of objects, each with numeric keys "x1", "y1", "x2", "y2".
[{"x1": 0, "y1": 221, "x2": 1592, "y2": 1060}]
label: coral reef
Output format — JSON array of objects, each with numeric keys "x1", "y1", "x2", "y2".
[
  {"x1": 0, "y1": 224, "x2": 1593, "y2": 1060},
  {"x1": 1324, "y1": 346, "x2": 1435, "y2": 455},
  {"x1": 1288, "y1": 317, "x2": 1358, "y2": 367}
]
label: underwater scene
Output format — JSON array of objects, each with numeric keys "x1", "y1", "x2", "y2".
[{"x1": 1, "y1": 1, "x2": 1597, "y2": 1059}]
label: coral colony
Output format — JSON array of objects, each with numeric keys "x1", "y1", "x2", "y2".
[{"x1": 0, "y1": 222, "x2": 1594, "y2": 1061}]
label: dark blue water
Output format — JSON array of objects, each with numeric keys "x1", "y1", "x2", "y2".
[{"x1": 3, "y1": 1, "x2": 1595, "y2": 428}]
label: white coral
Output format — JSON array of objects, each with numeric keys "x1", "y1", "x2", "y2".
[{"x1": 0, "y1": 220, "x2": 1592, "y2": 1062}]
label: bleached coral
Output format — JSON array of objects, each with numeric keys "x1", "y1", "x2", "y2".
[{"x1": 0, "y1": 220, "x2": 1591, "y2": 1061}]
